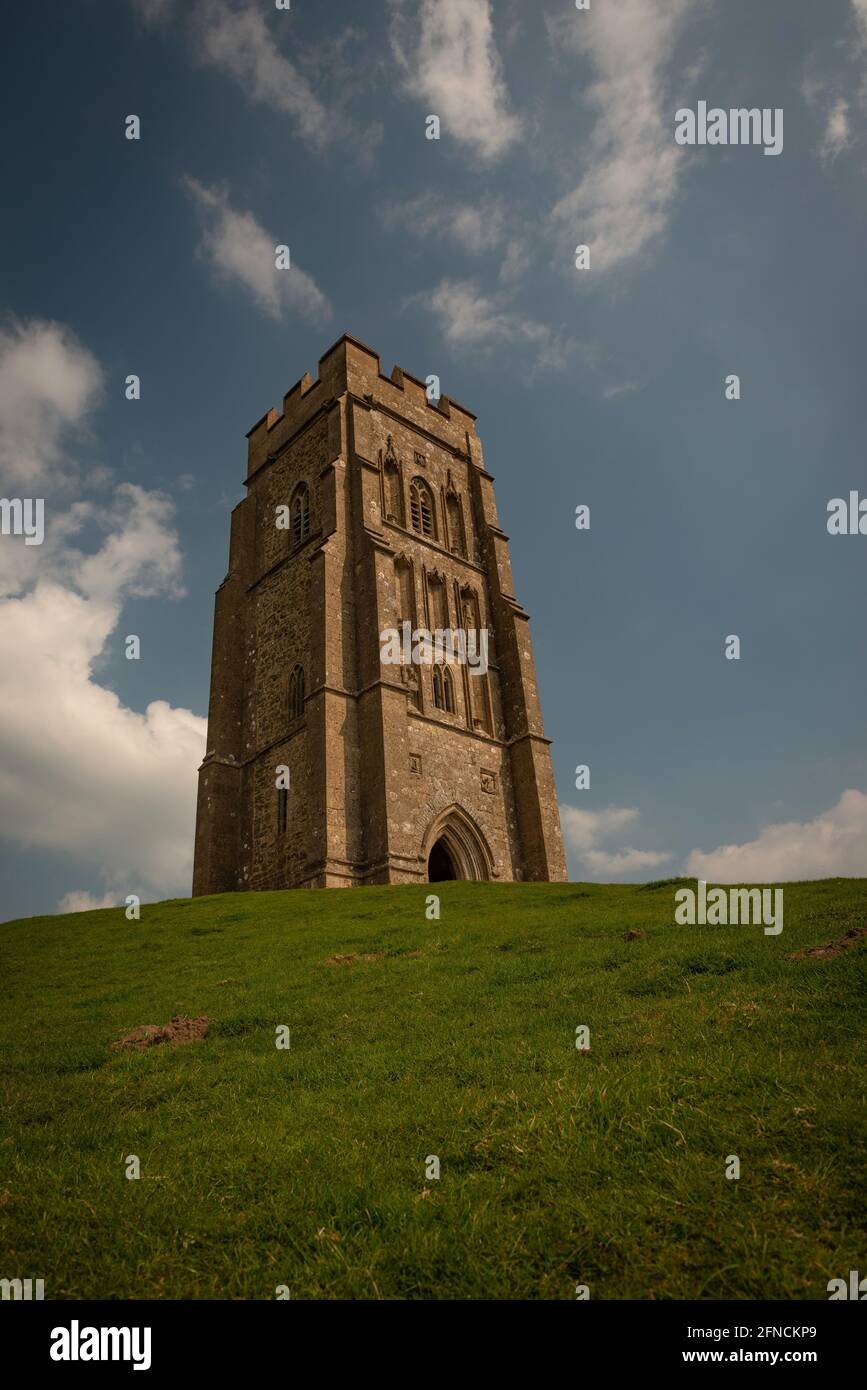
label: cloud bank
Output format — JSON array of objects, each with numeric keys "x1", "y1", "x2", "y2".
[
  {"x1": 684, "y1": 789, "x2": 867, "y2": 883},
  {"x1": 560, "y1": 804, "x2": 671, "y2": 878},
  {"x1": 0, "y1": 321, "x2": 205, "y2": 916}
]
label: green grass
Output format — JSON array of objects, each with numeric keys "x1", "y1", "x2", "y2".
[{"x1": 1, "y1": 879, "x2": 865, "y2": 1300}]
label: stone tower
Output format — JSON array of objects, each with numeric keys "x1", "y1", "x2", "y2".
[{"x1": 192, "y1": 335, "x2": 567, "y2": 894}]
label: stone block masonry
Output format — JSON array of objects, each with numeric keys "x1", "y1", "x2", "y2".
[{"x1": 192, "y1": 334, "x2": 567, "y2": 893}]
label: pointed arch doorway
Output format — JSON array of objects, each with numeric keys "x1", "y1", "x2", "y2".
[
  {"x1": 424, "y1": 805, "x2": 493, "y2": 883},
  {"x1": 428, "y1": 838, "x2": 457, "y2": 882}
]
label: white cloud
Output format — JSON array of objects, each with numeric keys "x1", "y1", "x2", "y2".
[
  {"x1": 549, "y1": 0, "x2": 698, "y2": 272},
  {"x1": 560, "y1": 804, "x2": 671, "y2": 879},
  {"x1": 561, "y1": 805, "x2": 640, "y2": 851},
  {"x1": 449, "y1": 204, "x2": 506, "y2": 254},
  {"x1": 585, "y1": 847, "x2": 673, "y2": 876},
  {"x1": 390, "y1": 0, "x2": 522, "y2": 161},
  {"x1": 385, "y1": 192, "x2": 507, "y2": 253},
  {"x1": 684, "y1": 789, "x2": 867, "y2": 883},
  {"x1": 803, "y1": 3, "x2": 867, "y2": 157},
  {"x1": 385, "y1": 194, "x2": 529, "y2": 283},
  {"x1": 194, "y1": 0, "x2": 333, "y2": 146},
  {"x1": 803, "y1": 75, "x2": 855, "y2": 163},
  {"x1": 420, "y1": 277, "x2": 570, "y2": 373},
  {"x1": 498, "y1": 238, "x2": 531, "y2": 284},
  {"x1": 0, "y1": 319, "x2": 103, "y2": 487},
  {"x1": 0, "y1": 486, "x2": 184, "y2": 605},
  {"x1": 149, "y1": 3, "x2": 379, "y2": 157},
  {"x1": 73, "y1": 485, "x2": 185, "y2": 604},
  {"x1": 184, "y1": 178, "x2": 331, "y2": 323},
  {"x1": 0, "y1": 520, "x2": 205, "y2": 907},
  {"x1": 0, "y1": 319, "x2": 206, "y2": 915},
  {"x1": 57, "y1": 889, "x2": 122, "y2": 914},
  {"x1": 821, "y1": 97, "x2": 852, "y2": 160},
  {"x1": 603, "y1": 379, "x2": 645, "y2": 401}
]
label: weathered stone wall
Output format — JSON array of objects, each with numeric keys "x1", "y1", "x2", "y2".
[
  {"x1": 245, "y1": 414, "x2": 328, "y2": 888},
  {"x1": 192, "y1": 334, "x2": 567, "y2": 895}
]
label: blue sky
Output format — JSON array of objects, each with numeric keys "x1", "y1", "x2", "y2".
[{"x1": 1, "y1": 0, "x2": 866, "y2": 921}]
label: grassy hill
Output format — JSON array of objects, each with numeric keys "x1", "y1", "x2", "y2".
[{"x1": 1, "y1": 879, "x2": 865, "y2": 1300}]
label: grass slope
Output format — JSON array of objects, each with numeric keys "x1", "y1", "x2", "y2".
[{"x1": 1, "y1": 880, "x2": 865, "y2": 1300}]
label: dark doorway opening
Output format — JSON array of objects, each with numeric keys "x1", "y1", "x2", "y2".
[{"x1": 428, "y1": 838, "x2": 457, "y2": 882}]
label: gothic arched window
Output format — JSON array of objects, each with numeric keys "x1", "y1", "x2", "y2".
[
  {"x1": 395, "y1": 558, "x2": 415, "y2": 629},
  {"x1": 288, "y1": 664, "x2": 305, "y2": 722},
  {"x1": 385, "y1": 463, "x2": 403, "y2": 524},
  {"x1": 382, "y1": 439, "x2": 404, "y2": 526},
  {"x1": 433, "y1": 667, "x2": 444, "y2": 710},
  {"x1": 290, "y1": 483, "x2": 310, "y2": 547},
  {"x1": 433, "y1": 665, "x2": 456, "y2": 713},
  {"x1": 460, "y1": 586, "x2": 490, "y2": 731},
  {"x1": 409, "y1": 478, "x2": 436, "y2": 540},
  {"x1": 427, "y1": 572, "x2": 448, "y2": 630},
  {"x1": 460, "y1": 586, "x2": 480, "y2": 635},
  {"x1": 447, "y1": 492, "x2": 466, "y2": 557},
  {"x1": 443, "y1": 666, "x2": 456, "y2": 713}
]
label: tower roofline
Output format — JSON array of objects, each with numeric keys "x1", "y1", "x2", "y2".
[
  {"x1": 245, "y1": 334, "x2": 477, "y2": 469},
  {"x1": 319, "y1": 333, "x2": 477, "y2": 422}
]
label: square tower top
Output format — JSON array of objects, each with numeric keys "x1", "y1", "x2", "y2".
[{"x1": 245, "y1": 333, "x2": 479, "y2": 479}]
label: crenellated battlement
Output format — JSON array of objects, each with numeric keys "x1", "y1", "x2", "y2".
[{"x1": 245, "y1": 333, "x2": 478, "y2": 478}]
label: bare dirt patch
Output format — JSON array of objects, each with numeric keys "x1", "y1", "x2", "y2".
[
  {"x1": 787, "y1": 926, "x2": 867, "y2": 960},
  {"x1": 326, "y1": 948, "x2": 428, "y2": 965},
  {"x1": 112, "y1": 1015, "x2": 210, "y2": 1050},
  {"x1": 327, "y1": 952, "x2": 386, "y2": 965}
]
